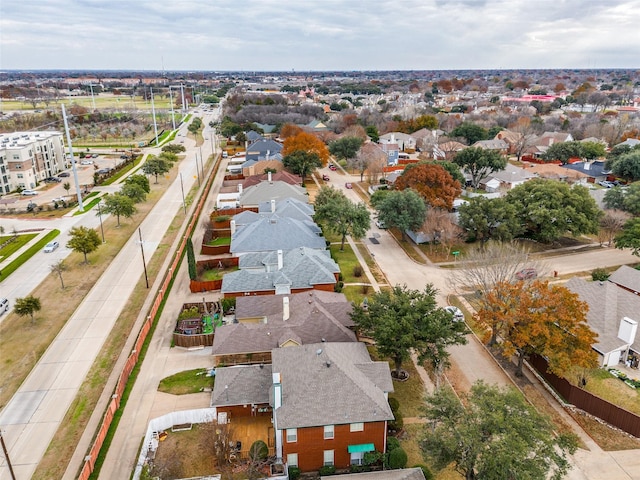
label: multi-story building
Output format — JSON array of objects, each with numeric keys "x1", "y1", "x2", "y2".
[{"x1": 0, "y1": 131, "x2": 67, "y2": 193}]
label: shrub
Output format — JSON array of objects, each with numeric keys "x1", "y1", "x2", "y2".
[
  {"x1": 319, "y1": 465, "x2": 336, "y2": 476},
  {"x1": 186, "y1": 238, "x2": 196, "y2": 280},
  {"x1": 363, "y1": 451, "x2": 383, "y2": 467},
  {"x1": 388, "y1": 448, "x2": 408, "y2": 469},
  {"x1": 334, "y1": 281, "x2": 344, "y2": 293},
  {"x1": 177, "y1": 306, "x2": 200, "y2": 320},
  {"x1": 221, "y1": 297, "x2": 236, "y2": 313},
  {"x1": 361, "y1": 284, "x2": 370, "y2": 294},
  {"x1": 353, "y1": 265, "x2": 364, "y2": 277},
  {"x1": 412, "y1": 464, "x2": 434, "y2": 480},
  {"x1": 350, "y1": 465, "x2": 368, "y2": 473},
  {"x1": 288, "y1": 467, "x2": 301, "y2": 480},
  {"x1": 249, "y1": 440, "x2": 268, "y2": 461},
  {"x1": 213, "y1": 215, "x2": 231, "y2": 223},
  {"x1": 388, "y1": 397, "x2": 400, "y2": 413},
  {"x1": 386, "y1": 437, "x2": 400, "y2": 452},
  {"x1": 591, "y1": 268, "x2": 610, "y2": 281},
  {"x1": 388, "y1": 411, "x2": 403, "y2": 432}
]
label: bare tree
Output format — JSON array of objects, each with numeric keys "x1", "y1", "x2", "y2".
[
  {"x1": 447, "y1": 241, "x2": 546, "y2": 345},
  {"x1": 199, "y1": 420, "x2": 235, "y2": 480},
  {"x1": 50, "y1": 260, "x2": 68, "y2": 289},
  {"x1": 599, "y1": 209, "x2": 631, "y2": 247},
  {"x1": 349, "y1": 143, "x2": 385, "y2": 182}
]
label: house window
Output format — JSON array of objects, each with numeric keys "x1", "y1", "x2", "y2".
[
  {"x1": 349, "y1": 422, "x2": 364, "y2": 432},
  {"x1": 16, "y1": 174, "x2": 23, "y2": 179},
  {"x1": 323, "y1": 450, "x2": 334, "y2": 466},
  {"x1": 286, "y1": 428, "x2": 297, "y2": 443},
  {"x1": 287, "y1": 453, "x2": 298, "y2": 468},
  {"x1": 324, "y1": 425, "x2": 334, "y2": 440},
  {"x1": 350, "y1": 451, "x2": 364, "y2": 465}
]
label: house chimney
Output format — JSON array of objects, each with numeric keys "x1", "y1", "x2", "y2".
[
  {"x1": 238, "y1": 183, "x2": 243, "y2": 194},
  {"x1": 277, "y1": 249, "x2": 283, "y2": 270},
  {"x1": 230, "y1": 220, "x2": 236, "y2": 235},
  {"x1": 271, "y1": 199, "x2": 276, "y2": 213},
  {"x1": 283, "y1": 296, "x2": 290, "y2": 321},
  {"x1": 268, "y1": 171, "x2": 272, "y2": 183}
]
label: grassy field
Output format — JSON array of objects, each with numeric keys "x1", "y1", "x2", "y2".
[
  {"x1": 329, "y1": 243, "x2": 362, "y2": 284},
  {"x1": 0, "y1": 94, "x2": 174, "y2": 112},
  {"x1": 0, "y1": 233, "x2": 38, "y2": 260},
  {"x1": 158, "y1": 369, "x2": 214, "y2": 395}
]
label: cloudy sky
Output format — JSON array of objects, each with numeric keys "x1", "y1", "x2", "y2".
[{"x1": 1, "y1": 0, "x2": 638, "y2": 71}]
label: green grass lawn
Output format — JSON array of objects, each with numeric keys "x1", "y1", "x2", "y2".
[
  {"x1": 201, "y1": 266, "x2": 237, "y2": 281},
  {"x1": 158, "y1": 368, "x2": 214, "y2": 395},
  {"x1": 206, "y1": 236, "x2": 231, "y2": 246},
  {"x1": 0, "y1": 233, "x2": 38, "y2": 261},
  {"x1": 583, "y1": 368, "x2": 640, "y2": 415},
  {"x1": 329, "y1": 243, "x2": 361, "y2": 283}
]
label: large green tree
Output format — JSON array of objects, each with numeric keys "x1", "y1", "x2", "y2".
[
  {"x1": 314, "y1": 188, "x2": 370, "y2": 251},
  {"x1": 453, "y1": 147, "x2": 507, "y2": 189},
  {"x1": 450, "y1": 122, "x2": 488, "y2": 145},
  {"x1": 328, "y1": 136, "x2": 364, "y2": 162},
  {"x1": 505, "y1": 179, "x2": 601, "y2": 243},
  {"x1": 615, "y1": 218, "x2": 640, "y2": 257},
  {"x1": 421, "y1": 381, "x2": 578, "y2": 480},
  {"x1": 142, "y1": 157, "x2": 171, "y2": 183},
  {"x1": 124, "y1": 173, "x2": 150, "y2": 194},
  {"x1": 282, "y1": 150, "x2": 322, "y2": 183},
  {"x1": 610, "y1": 151, "x2": 640, "y2": 182},
  {"x1": 120, "y1": 182, "x2": 147, "y2": 203},
  {"x1": 66, "y1": 226, "x2": 101, "y2": 264},
  {"x1": 351, "y1": 284, "x2": 466, "y2": 386},
  {"x1": 101, "y1": 193, "x2": 137, "y2": 226},
  {"x1": 14, "y1": 295, "x2": 42, "y2": 324},
  {"x1": 458, "y1": 197, "x2": 522, "y2": 242},
  {"x1": 542, "y1": 141, "x2": 584, "y2": 164},
  {"x1": 375, "y1": 189, "x2": 427, "y2": 241},
  {"x1": 581, "y1": 141, "x2": 606, "y2": 160}
]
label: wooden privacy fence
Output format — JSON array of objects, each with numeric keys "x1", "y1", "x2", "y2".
[
  {"x1": 77, "y1": 153, "x2": 221, "y2": 480},
  {"x1": 529, "y1": 354, "x2": 640, "y2": 438}
]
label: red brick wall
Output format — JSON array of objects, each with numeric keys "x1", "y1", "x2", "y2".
[{"x1": 282, "y1": 421, "x2": 387, "y2": 472}]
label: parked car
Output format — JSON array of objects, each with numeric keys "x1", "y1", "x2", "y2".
[
  {"x1": 21, "y1": 189, "x2": 38, "y2": 196},
  {"x1": 322, "y1": 174, "x2": 330, "y2": 181},
  {"x1": 515, "y1": 268, "x2": 537, "y2": 280},
  {"x1": 92, "y1": 153, "x2": 99, "y2": 158},
  {"x1": 444, "y1": 305, "x2": 465, "y2": 322},
  {"x1": 375, "y1": 219, "x2": 387, "y2": 229},
  {"x1": 43, "y1": 241, "x2": 59, "y2": 253},
  {"x1": 328, "y1": 164, "x2": 337, "y2": 171},
  {"x1": 44, "y1": 177, "x2": 62, "y2": 183},
  {"x1": 58, "y1": 172, "x2": 70, "y2": 177},
  {"x1": 80, "y1": 160, "x2": 93, "y2": 165},
  {"x1": 599, "y1": 180, "x2": 614, "y2": 188},
  {"x1": 345, "y1": 182, "x2": 353, "y2": 189},
  {"x1": 52, "y1": 197, "x2": 66, "y2": 203},
  {"x1": 0, "y1": 298, "x2": 9, "y2": 314}
]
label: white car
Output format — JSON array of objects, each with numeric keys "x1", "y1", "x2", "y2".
[
  {"x1": 21, "y1": 189, "x2": 38, "y2": 196},
  {"x1": 375, "y1": 219, "x2": 387, "y2": 229},
  {"x1": 444, "y1": 306, "x2": 465, "y2": 322},
  {"x1": 80, "y1": 160, "x2": 93, "y2": 165},
  {"x1": 43, "y1": 241, "x2": 59, "y2": 253},
  {"x1": 52, "y1": 197, "x2": 66, "y2": 203}
]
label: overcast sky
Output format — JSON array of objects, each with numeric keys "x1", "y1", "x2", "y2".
[{"x1": 1, "y1": 0, "x2": 638, "y2": 72}]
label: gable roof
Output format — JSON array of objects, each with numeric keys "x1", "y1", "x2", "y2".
[
  {"x1": 246, "y1": 130, "x2": 264, "y2": 142},
  {"x1": 212, "y1": 291, "x2": 356, "y2": 356},
  {"x1": 257, "y1": 197, "x2": 315, "y2": 220},
  {"x1": 525, "y1": 163, "x2": 589, "y2": 182},
  {"x1": 615, "y1": 138, "x2": 640, "y2": 148},
  {"x1": 608, "y1": 265, "x2": 640, "y2": 295},
  {"x1": 472, "y1": 139, "x2": 508, "y2": 150},
  {"x1": 239, "y1": 181, "x2": 308, "y2": 207},
  {"x1": 561, "y1": 160, "x2": 608, "y2": 178},
  {"x1": 488, "y1": 163, "x2": 535, "y2": 184},
  {"x1": 222, "y1": 247, "x2": 339, "y2": 294},
  {"x1": 211, "y1": 364, "x2": 272, "y2": 407},
  {"x1": 230, "y1": 215, "x2": 325, "y2": 254},
  {"x1": 242, "y1": 171, "x2": 302, "y2": 188},
  {"x1": 272, "y1": 342, "x2": 394, "y2": 429},
  {"x1": 246, "y1": 138, "x2": 283, "y2": 161},
  {"x1": 565, "y1": 277, "x2": 640, "y2": 354}
]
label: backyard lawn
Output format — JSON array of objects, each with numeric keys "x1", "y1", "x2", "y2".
[{"x1": 158, "y1": 369, "x2": 214, "y2": 395}]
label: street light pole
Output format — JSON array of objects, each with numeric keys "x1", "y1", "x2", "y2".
[
  {"x1": 97, "y1": 199, "x2": 105, "y2": 243},
  {"x1": 179, "y1": 172, "x2": 186, "y2": 215},
  {"x1": 0, "y1": 431, "x2": 17, "y2": 480},
  {"x1": 138, "y1": 228, "x2": 149, "y2": 289}
]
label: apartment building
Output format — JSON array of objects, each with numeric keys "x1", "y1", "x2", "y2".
[{"x1": 0, "y1": 131, "x2": 67, "y2": 193}]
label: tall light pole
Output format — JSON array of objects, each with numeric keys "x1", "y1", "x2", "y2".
[
  {"x1": 89, "y1": 83, "x2": 96, "y2": 110},
  {"x1": 168, "y1": 86, "x2": 176, "y2": 130},
  {"x1": 97, "y1": 198, "x2": 105, "y2": 243},
  {"x1": 150, "y1": 87, "x2": 159, "y2": 147},
  {"x1": 0, "y1": 430, "x2": 16, "y2": 480},
  {"x1": 61, "y1": 103, "x2": 84, "y2": 212},
  {"x1": 137, "y1": 228, "x2": 149, "y2": 289},
  {"x1": 179, "y1": 172, "x2": 186, "y2": 215}
]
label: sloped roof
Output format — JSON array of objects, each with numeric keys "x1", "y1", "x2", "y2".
[
  {"x1": 239, "y1": 181, "x2": 308, "y2": 207},
  {"x1": 323, "y1": 468, "x2": 426, "y2": 480},
  {"x1": 488, "y1": 163, "x2": 535, "y2": 184},
  {"x1": 472, "y1": 139, "x2": 508, "y2": 150},
  {"x1": 565, "y1": 277, "x2": 640, "y2": 354},
  {"x1": 257, "y1": 197, "x2": 314, "y2": 221},
  {"x1": 525, "y1": 163, "x2": 589, "y2": 181},
  {"x1": 615, "y1": 138, "x2": 640, "y2": 148},
  {"x1": 222, "y1": 247, "x2": 339, "y2": 293},
  {"x1": 212, "y1": 291, "x2": 355, "y2": 356},
  {"x1": 246, "y1": 130, "x2": 264, "y2": 142},
  {"x1": 495, "y1": 130, "x2": 523, "y2": 145},
  {"x1": 561, "y1": 160, "x2": 607, "y2": 178},
  {"x1": 247, "y1": 138, "x2": 283, "y2": 155},
  {"x1": 272, "y1": 342, "x2": 394, "y2": 429},
  {"x1": 230, "y1": 214, "x2": 325, "y2": 254},
  {"x1": 608, "y1": 265, "x2": 640, "y2": 295},
  {"x1": 243, "y1": 171, "x2": 302, "y2": 188},
  {"x1": 211, "y1": 364, "x2": 273, "y2": 407}
]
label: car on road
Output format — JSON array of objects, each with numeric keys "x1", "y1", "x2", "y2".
[
  {"x1": 91, "y1": 153, "x2": 99, "y2": 158},
  {"x1": 52, "y1": 197, "x2": 66, "y2": 203},
  {"x1": 444, "y1": 305, "x2": 465, "y2": 322},
  {"x1": 322, "y1": 174, "x2": 330, "y2": 181},
  {"x1": 0, "y1": 298, "x2": 8, "y2": 314},
  {"x1": 599, "y1": 180, "x2": 614, "y2": 188},
  {"x1": 80, "y1": 160, "x2": 93, "y2": 165},
  {"x1": 515, "y1": 268, "x2": 537, "y2": 280},
  {"x1": 345, "y1": 182, "x2": 353, "y2": 189},
  {"x1": 21, "y1": 189, "x2": 38, "y2": 196},
  {"x1": 328, "y1": 164, "x2": 337, "y2": 171},
  {"x1": 58, "y1": 172, "x2": 70, "y2": 177},
  {"x1": 43, "y1": 241, "x2": 59, "y2": 253},
  {"x1": 375, "y1": 219, "x2": 386, "y2": 229},
  {"x1": 44, "y1": 177, "x2": 62, "y2": 183}
]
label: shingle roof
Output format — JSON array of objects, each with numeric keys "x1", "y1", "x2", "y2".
[
  {"x1": 257, "y1": 197, "x2": 315, "y2": 221},
  {"x1": 272, "y1": 342, "x2": 394, "y2": 429},
  {"x1": 242, "y1": 171, "x2": 302, "y2": 188},
  {"x1": 212, "y1": 292, "x2": 355, "y2": 357},
  {"x1": 487, "y1": 163, "x2": 535, "y2": 184},
  {"x1": 561, "y1": 160, "x2": 607, "y2": 178},
  {"x1": 211, "y1": 364, "x2": 273, "y2": 407},
  {"x1": 222, "y1": 247, "x2": 339, "y2": 294},
  {"x1": 239, "y1": 181, "x2": 308, "y2": 207},
  {"x1": 472, "y1": 139, "x2": 508, "y2": 150},
  {"x1": 565, "y1": 277, "x2": 640, "y2": 354},
  {"x1": 230, "y1": 214, "x2": 325, "y2": 254},
  {"x1": 608, "y1": 265, "x2": 640, "y2": 295}
]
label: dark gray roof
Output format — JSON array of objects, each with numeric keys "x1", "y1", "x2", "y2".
[
  {"x1": 211, "y1": 364, "x2": 272, "y2": 407},
  {"x1": 258, "y1": 197, "x2": 314, "y2": 221},
  {"x1": 222, "y1": 247, "x2": 339, "y2": 294},
  {"x1": 239, "y1": 181, "x2": 308, "y2": 207},
  {"x1": 246, "y1": 138, "x2": 283, "y2": 161},
  {"x1": 561, "y1": 160, "x2": 607, "y2": 178},
  {"x1": 246, "y1": 131, "x2": 264, "y2": 142},
  {"x1": 565, "y1": 277, "x2": 640, "y2": 354},
  {"x1": 212, "y1": 291, "x2": 356, "y2": 357},
  {"x1": 230, "y1": 214, "x2": 325, "y2": 254},
  {"x1": 608, "y1": 265, "x2": 640, "y2": 294},
  {"x1": 272, "y1": 342, "x2": 394, "y2": 429},
  {"x1": 322, "y1": 468, "x2": 426, "y2": 480}
]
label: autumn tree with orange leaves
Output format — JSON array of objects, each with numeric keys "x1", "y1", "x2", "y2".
[
  {"x1": 282, "y1": 131, "x2": 330, "y2": 165},
  {"x1": 394, "y1": 163, "x2": 462, "y2": 210},
  {"x1": 279, "y1": 123, "x2": 303, "y2": 140},
  {"x1": 476, "y1": 280, "x2": 598, "y2": 380}
]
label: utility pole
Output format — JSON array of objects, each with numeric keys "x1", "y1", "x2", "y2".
[
  {"x1": 61, "y1": 103, "x2": 84, "y2": 212},
  {"x1": 0, "y1": 431, "x2": 17, "y2": 480},
  {"x1": 168, "y1": 86, "x2": 176, "y2": 130},
  {"x1": 138, "y1": 228, "x2": 149, "y2": 289},
  {"x1": 150, "y1": 87, "x2": 159, "y2": 147}
]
